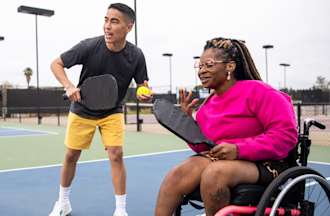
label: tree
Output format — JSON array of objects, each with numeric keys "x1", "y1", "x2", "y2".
[
  {"x1": 23, "y1": 67, "x2": 33, "y2": 88},
  {"x1": 313, "y1": 76, "x2": 329, "y2": 90},
  {"x1": 0, "y1": 81, "x2": 14, "y2": 89}
]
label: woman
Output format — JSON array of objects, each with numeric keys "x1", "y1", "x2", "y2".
[{"x1": 154, "y1": 37, "x2": 298, "y2": 216}]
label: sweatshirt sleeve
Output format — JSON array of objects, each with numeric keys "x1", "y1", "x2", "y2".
[{"x1": 235, "y1": 89, "x2": 298, "y2": 161}]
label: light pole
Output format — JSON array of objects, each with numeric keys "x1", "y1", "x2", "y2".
[
  {"x1": 133, "y1": 0, "x2": 142, "y2": 132},
  {"x1": 18, "y1": 6, "x2": 54, "y2": 124},
  {"x1": 162, "y1": 53, "x2": 173, "y2": 94},
  {"x1": 0, "y1": 36, "x2": 4, "y2": 119},
  {"x1": 262, "y1": 45, "x2": 274, "y2": 83},
  {"x1": 279, "y1": 63, "x2": 290, "y2": 89},
  {"x1": 193, "y1": 56, "x2": 200, "y2": 87}
]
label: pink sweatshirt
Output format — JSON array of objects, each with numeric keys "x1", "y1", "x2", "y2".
[{"x1": 190, "y1": 80, "x2": 298, "y2": 161}]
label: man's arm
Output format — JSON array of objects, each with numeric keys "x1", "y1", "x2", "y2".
[{"x1": 50, "y1": 57, "x2": 80, "y2": 102}]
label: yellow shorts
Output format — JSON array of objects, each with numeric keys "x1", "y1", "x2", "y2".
[{"x1": 65, "y1": 112, "x2": 124, "y2": 150}]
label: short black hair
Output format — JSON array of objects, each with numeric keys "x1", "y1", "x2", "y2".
[{"x1": 109, "y1": 3, "x2": 135, "y2": 24}]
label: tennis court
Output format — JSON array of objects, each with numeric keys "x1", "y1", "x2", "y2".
[
  {"x1": 0, "y1": 126, "x2": 57, "y2": 137},
  {"x1": 0, "y1": 121, "x2": 329, "y2": 215}
]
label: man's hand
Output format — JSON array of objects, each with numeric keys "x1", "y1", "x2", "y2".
[
  {"x1": 65, "y1": 85, "x2": 81, "y2": 102},
  {"x1": 208, "y1": 143, "x2": 238, "y2": 160},
  {"x1": 179, "y1": 89, "x2": 199, "y2": 117},
  {"x1": 136, "y1": 80, "x2": 153, "y2": 102}
]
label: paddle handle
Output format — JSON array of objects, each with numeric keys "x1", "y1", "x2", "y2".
[
  {"x1": 62, "y1": 93, "x2": 68, "y2": 100},
  {"x1": 205, "y1": 141, "x2": 216, "y2": 148},
  {"x1": 194, "y1": 140, "x2": 215, "y2": 148}
]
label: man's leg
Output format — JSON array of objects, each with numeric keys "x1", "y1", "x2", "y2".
[
  {"x1": 61, "y1": 148, "x2": 82, "y2": 187},
  {"x1": 107, "y1": 146, "x2": 126, "y2": 195},
  {"x1": 50, "y1": 112, "x2": 96, "y2": 216},
  {"x1": 107, "y1": 146, "x2": 127, "y2": 216},
  {"x1": 49, "y1": 148, "x2": 82, "y2": 216},
  {"x1": 99, "y1": 113, "x2": 127, "y2": 215},
  {"x1": 155, "y1": 156, "x2": 211, "y2": 216},
  {"x1": 200, "y1": 160, "x2": 259, "y2": 216}
]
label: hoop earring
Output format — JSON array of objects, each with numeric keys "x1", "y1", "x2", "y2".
[{"x1": 227, "y1": 71, "x2": 231, "y2": 81}]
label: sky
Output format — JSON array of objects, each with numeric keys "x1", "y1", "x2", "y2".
[{"x1": 1, "y1": 0, "x2": 330, "y2": 93}]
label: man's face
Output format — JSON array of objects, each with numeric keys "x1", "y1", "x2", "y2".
[{"x1": 103, "y1": 8, "x2": 133, "y2": 44}]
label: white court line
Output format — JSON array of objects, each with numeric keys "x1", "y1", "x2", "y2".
[
  {"x1": 1, "y1": 126, "x2": 59, "y2": 134},
  {"x1": 0, "y1": 148, "x2": 190, "y2": 173},
  {"x1": 309, "y1": 160, "x2": 330, "y2": 166},
  {"x1": 0, "y1": 126, "x2": 58, "y2": 137},
  {"x1": 0, "y1": 133, "x2": 58, "y2": 138},
  {"x1": 308, "y1": 161, "x2": 330, "y2": 185},
  {"x1": 0, "y1": 149, "x2": 329, "y2": 177},
  {"x1": 306, "y1": 177, "x2": 330, "y2": 187}
]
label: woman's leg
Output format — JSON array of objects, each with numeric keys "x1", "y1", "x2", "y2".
[
  {"x1": 155, "y1": 156, "x2": 211, "y2": 216},
  {"x1": 200, "y1": 160, "x2": 259, "y2": 216}
]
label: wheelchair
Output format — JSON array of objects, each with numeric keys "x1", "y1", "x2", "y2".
[{"x1": 174, "y1": 118, "x2": 330, "y2": 216}]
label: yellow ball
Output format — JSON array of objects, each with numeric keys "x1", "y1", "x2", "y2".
[{"x1": 137, "y1": 86, "x2": 152, "y2": 96}]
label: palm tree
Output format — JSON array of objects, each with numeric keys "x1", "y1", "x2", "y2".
[{"x1": 23, "y1": 67, "x2": 33, "y2": 88}]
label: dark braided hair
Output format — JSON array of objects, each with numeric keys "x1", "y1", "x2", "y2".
[{"x1": 204, "y1": 37, "x2": 262, "y2": 80}]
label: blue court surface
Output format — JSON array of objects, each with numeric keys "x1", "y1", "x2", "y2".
[
  {"x1": 0, "y1": 150, "x2": 329, "y2": 216},
  {"x1": 0, "y1": 126, "x2": 57, "y2": 137}
]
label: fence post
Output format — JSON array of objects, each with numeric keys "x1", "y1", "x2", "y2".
[
  {"x1": 124, "y1": 104, "x2": 127, "y2": 124},
  {"x1": 297, "y1": 102, "x2": 301, "y2": 133},
  {"x1": 57, "y1": 108, "x2": 60, "y2": 126},
  {"x1": 2, "y1": 107, "x2": 7, "y2": 121},
  {"x1": 314, "y1": 105, "x2": 317, "y2": 116},
  {"x1": 136, "y1": 100, "x2": 142, "y2": 132},
  {"x1": 2, "y1": 88, "x2": 7, "y2": 121}
]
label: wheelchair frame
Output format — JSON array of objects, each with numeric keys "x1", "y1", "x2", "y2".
[{"x1": 175, "y1": 119, "x2": 330, "y2": 216}]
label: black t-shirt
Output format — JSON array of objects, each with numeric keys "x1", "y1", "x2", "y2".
[{"x1": 61, "y1": 36, "x2": 148, "y2": 119}]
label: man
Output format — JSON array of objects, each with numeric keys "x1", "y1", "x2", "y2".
[{"x1": 49, "y1": 3, "x2": 151, "y2": 216}]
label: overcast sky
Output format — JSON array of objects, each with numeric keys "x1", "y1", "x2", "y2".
[{"x1": 1, "y1": 0, "x2": 330, "y2": 92}]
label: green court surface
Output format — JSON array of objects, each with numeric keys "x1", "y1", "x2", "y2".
[
  {"x1": 0, "y1": 122, "x2": 329, "y2": 171},
  {"x1": 0, "y1": 122, "x2": 187, "y2": 170}
]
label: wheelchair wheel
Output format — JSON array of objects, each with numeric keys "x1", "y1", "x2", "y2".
[{"x1": 255, "y1": 166, "x2": 330, "y2": 216}]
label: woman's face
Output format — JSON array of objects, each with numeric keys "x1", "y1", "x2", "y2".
[{"x1": 197, "y1": 48, "x2": 228, "y2": 89}]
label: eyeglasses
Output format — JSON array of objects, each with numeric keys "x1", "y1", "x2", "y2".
[{"x1": 194, "y1": 59, "x2": 228, "y2": 71}]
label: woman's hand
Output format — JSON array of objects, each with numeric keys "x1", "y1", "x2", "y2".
[
  {"x1": 209, "y1": 143, "x2": 238, "y2": 160},
  {"x1": 179, "y1": 88, "x2": 199, "y2": 116}
]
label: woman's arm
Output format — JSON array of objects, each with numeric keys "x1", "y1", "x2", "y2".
[{"x1": 235, "y1": 89, "x2": 298, "y2": 161}]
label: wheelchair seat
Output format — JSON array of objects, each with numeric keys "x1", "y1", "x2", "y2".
[
  {"x1": 231, "y1": 184, "x2": 266, "y2": 206},
  {"x1": 180, "y1": 184, "x2": 266, "y2": 212}
]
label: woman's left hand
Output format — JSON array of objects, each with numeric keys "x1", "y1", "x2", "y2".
[{"x1": 209, "y1": 143, "x2": 238, "y2": 160}]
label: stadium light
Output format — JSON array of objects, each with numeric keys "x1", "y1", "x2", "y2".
[
  {"x1": 162, "y1": 53, "x2": 173, "y2": 94},
  {"x1": 133, "y1": 0, "x2": 143, "y2": 132},
  {"x1": 262, "y1": 45, "x2": 274, "y2": 83},
  {"x1": 193, "y1": 56, "x2": 200, "y2": 87},
  {"x1": 18, "y1": 5, "x2": 54, "y2": 124},
  {"x1": 279, "y1": 63, "x2": 290, "y2": 89}
]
